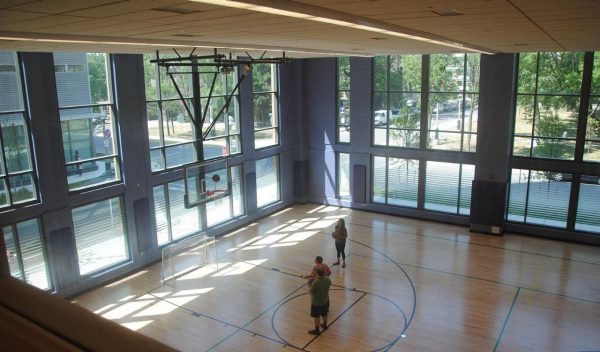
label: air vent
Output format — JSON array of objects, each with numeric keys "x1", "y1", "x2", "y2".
[
  {"x1": 152, "y1": 6, "x2": 199, "y2": 14},
  {"x1": 172, "y1": 34, "x2": 198, "y2": 38},
  {"x1": 431, "y1": 8, "x2": 463, "y2": 16},
  {"x1": 370, "y1": 37, "x2": 387, "y2": 41}
]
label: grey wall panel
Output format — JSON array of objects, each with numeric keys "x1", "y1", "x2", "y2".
[
  {"x1": 294, "y1": 160, "x2": 309, "y2": 200},
  {"x1": 352, "y1": 164, "x2": 366, "y2": 203},
  {"x1": 350, "y1": 57, "x2": 373, "y2": 149}
]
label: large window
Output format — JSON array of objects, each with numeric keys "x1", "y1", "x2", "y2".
[
  {"x1": 337, "y1": 57, "x2": 351, "y2": 143},
  {"x1": 3, "y1": 218, "x2": 50, "y2": 290},
  {"x1": 507, "y1": 169, "x2": 570, "y2": 228},
  {"x1": 373, "y1": 55, "x2": 422, "y2": 148},
  {"x1": 144, "y1": 52, "x2": 241, "y2": 172},
  {"x1": 428, "y1": 54, "x2": 479, "y2": 151},
  {"x1": 256, "y1": 155, "x2": 280, "y2": 207},
  {"x1": 54, "y1": 52, "x2": 120, "y2": 191},
  {"x1": 373, "y1": 156, "x2": 419, "y2": 208},
  {"x1": 513, "y1": 52, "x2": 584, "y2": 159},
  {"x1": 0, "y1": 52, "x2": 37, "y2": 207},
  {"x1": 585, "y1": 54, "x2": 600, "y2": 162},
  {"x1": 253, "y1": 64, "x2": 279, "y2": 149},
  {"x1": 72, "y1": 197, "x2": 129, "y2": 275}
]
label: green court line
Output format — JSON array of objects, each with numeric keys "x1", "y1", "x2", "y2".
[{"x1": 493, "y1": 287, "x2": 520, "y2": 352}]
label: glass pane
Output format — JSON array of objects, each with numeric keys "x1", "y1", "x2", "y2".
[
  {"x1": 153, "y1": 185, "x2": 169, "y2": 246},
  {"x1": 202, "y1": 96, "x2": 234, "y2": 137},
  {"x1": 1, "y1": 113, "x2": 32, "y2": 173},
  {"x1": 425, "y1": 161, "x2": 459, "y2": 213},
  {"x1": 9, "y1": 173, "x2": 36, "y2": 204},
  {"x1": 165, "y1": 143, "x2": 196, "y2": 168},
  {"x1": 143, "y1": 53, "x2": 158, "y2": 101},
  {"x1": 252, "y1": 63, "x2": 273, "y2": 92},
  {"x1": 513, "y1": 136, "x2": 533, "y2": 157},
  {"x1": 525, "y1": 170, "x2": 570, "y2": 228},
  {"x1": 373, "y1": 92, "x2": 388, "y2": 126},
  {"x1": 204, "y1": 137, "x2": 227, "y2": 160},
  {"x1": 232, "y1": 164, "x2": 244, "y2": 217},
  {"x1": 206, "y1": 168, "x2": 232, "y2": 227},
  {"x1": 517, "y1": 53, "x2": 538, "y2": 94},
  {"x1": 150, "y1": 149, "x2": 164, "y2": 172},
  {"x1": 338, "y1": 91, "x2": 350, "y2": 143},
  {"x1": 255, "y1": 128, "x2": 278, "y2": 149},
  {"x1": 389, "y1": 128, "x2": 420, "y2": 148},
  {"x1": 162, "y1": 99, "x2": 194, "y2": 145},
  {"x1": 168, "y1": 179, "x2": 201, "y2": 240},
  {"x1": 390, "y1": 55, "x2": 421, "y2": 91},
  {"x1": 459, "y1": 164, "x2": 475, "y2": 215},
  {"x1": 72, "y1": 198, "x2": 128, "y2": 275},
  {"x1": 429, "y1": 131, "x2": 462, "y2": 151},
  {"x1": 537, "y1": 52, "x2": 583, "y2": 95},
  {"x1": 430, "y1": 53, "x2": 464, "y2": 92},
  {"x1": 338, "y1": 56, "x2": 350, "y2": 91},
  {"x1": 575, "y1": 180, "x2": 600, "y2": 233},
  {"x1": 159, "y1": 54, "x2": 192, "y2": 100},
  {"x1": 592, "y1": 53, "x2": 600, "y2": 94},
  {"x1": 54, "y1": 52, "x2": 110, "y2": 106},
  {"x1": 387, "y1": 158, "x2": 418, "y2": 208},
  {"x1": 372, "y1": 156, "x2": 386, "y2": 203},
  {"x1": 465, "y1": 54, "x2": 480, "y2": 92},
  {"x1": 0, "y1": 52, "x2": 24, "y2": 112},
  {"x1": 3, "y1": 225, "x2": 22, "y2": 279},
  {"x1": 16, "y1": 219, "x2": 49, "y2": 290},
  {"x1": 0, "y1": 179, "x2": 8, "y2": 207},
  {"x1": 462, "y1": 133, "x2": 477, "y2": 153},
  {"x1": 583, "y1": 141, "x2": 600, "y2": 162},
  {"x1": 507, "y1": 169, "x2": 529, "y2": 222},
  {"x1": 373, "y1": 56, "x2": 387, "y2": 91},
  {"x1": 535, "y1": 95, "x2": 579, "y2": 138},
  {"x1": 147, "y1": 102, "x2": 161, "y2": 148},
  {"x1": 373, "y1": 127, "x2": 387, "y2": 146},
  {"x1": 67, "y1": 157, "x2": 119, "y2": 191},
  {"x1": 256, "y1": 155, "x2": 280, "y2": 207},
  {"x1": 253, "y1": 93, "x2": 277, "y2": 129},
  {"x1": 60, "y1": 105, "x2": 116, "y2": 160},
  {"x1": 229, "y1": 134, "x2": 241, "y2": 155},
  {"x1": 584, "y1": 98, "x2": 600, "y2": 161},
  {"x1": 338, "y1": 153, "x2": 350, "y2": 199},
  {"x1": 531, "y1": 138, "x2": 576, "y2": 160},
  {"x1": 514, "y1": 95, "x2": 535, "y2": 137},
  {"x1": 464, "y1": 94, "x2": 478, "y2": 133}
]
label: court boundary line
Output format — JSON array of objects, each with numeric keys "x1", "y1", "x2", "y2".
[{"x1": 493, "y1": 287, "x2": 520, "y2": 352}]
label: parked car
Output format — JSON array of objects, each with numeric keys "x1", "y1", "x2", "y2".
[
  {"x1": 373, "y1": 109, "x2": 401, "y2": 126},
  {"x1": 546, "y1": 172, "x2": 600, "y2": 184}
]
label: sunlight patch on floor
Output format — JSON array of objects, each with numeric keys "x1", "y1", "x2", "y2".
[{"x1": 212, "y1": 259, "x2": 267, "y2": 277}]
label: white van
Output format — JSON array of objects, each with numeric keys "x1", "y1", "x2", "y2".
[{"x1": 373, "y1": 110, "x2": 388, "y2": 126}]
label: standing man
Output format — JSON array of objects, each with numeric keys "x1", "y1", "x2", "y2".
[
  {"x1": 306, "y1": 256, "x2": 331, "y2": 287},
  {"x1": 308, "y1": 267, "x2": 331, "y2": 335}
]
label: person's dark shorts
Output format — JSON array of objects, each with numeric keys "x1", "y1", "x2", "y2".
[{"x1": 310, "y1": 301, "x2": 329, "y2": 317}]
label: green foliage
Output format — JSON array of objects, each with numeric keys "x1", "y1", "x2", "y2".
[
  {"x1": 87, "y1": 53, "x2": 108, "y2": 103},
  {"x1": 390, "y1": 105, "x2": 420, "y2": 148},
  {"x1": 253, "y1": 64, "x2": 275, "y2": 127},
  {"x1": 533, "y1": 112, "x2": 573, "y2": 158},
  {"x1": 338, "y1": 57, "x2": 350, "y2": 90}
]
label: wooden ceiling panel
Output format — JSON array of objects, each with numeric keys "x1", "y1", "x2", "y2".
[
  {"x1": 0, "y1": 0, "x2": 598, "y2": 55},
  {"x1": 5, "y1": 0, "x2": 125, "y2": 14}
]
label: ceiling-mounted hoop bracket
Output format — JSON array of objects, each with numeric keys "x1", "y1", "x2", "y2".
[{"x1": 151, "y1": 48, "x2": 291, "y2": 149}]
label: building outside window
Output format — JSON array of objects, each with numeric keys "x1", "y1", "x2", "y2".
[
  {"x1": 373, "y1": 55, "x2": 422, "y2": 148},
  {"x1": 428, "y1": 54, "x2": 479, "y2": 151},
  {"x1": 253, "y1": 64, "x2": 279, "y2": 149},
  {"x1": 3, "y1": 218, "x2": 50, "y2": 290},
  {"x1": 54, "y1": 52, "x2": 120, "y2": 191},
  {"x1": 144, "y1": 52, "x2": 241, "y2": 172},
  {"x1": 0, "y1": 51, "x2": 37, "y2": 207},
  {"x1": 337, "y1": 57, "x2": 351, "y2": 143},
  {"x1": 256, "y1": 155, "x2": 280, "y2": 207}
]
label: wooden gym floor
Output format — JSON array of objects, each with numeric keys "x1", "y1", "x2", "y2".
[{"x1": 73, "y1": 204, "x2": 600, "y2": 351}]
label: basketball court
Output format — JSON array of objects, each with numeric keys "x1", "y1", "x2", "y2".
[{"x1": 72, "y1": 204, "x2": 600, "y2": 351}]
